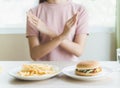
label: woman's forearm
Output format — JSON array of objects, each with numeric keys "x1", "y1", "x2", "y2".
[
  {"x1": 60, "y1": 40, "x2": 83, "y2": 57},
  {"x1": 60, "y1": 34, "x2": 87, "y2": 57},
  {"x1": 30, "y1": 35, "x2": 65, "y2": 60}
]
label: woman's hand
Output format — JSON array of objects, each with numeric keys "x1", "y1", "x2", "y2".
[
  {"x1": 61, "y1": 13, "x2": 79, "y2": 38},
  {"x1": 27, "y1": 12, "x2": 55, "y2": 37}
]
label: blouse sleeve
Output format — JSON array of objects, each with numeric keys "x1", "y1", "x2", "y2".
[
  {"x1": 26, "y1": 8, "x2": 39, "y2": 38},
  {"x1": 75, "y1": 6, "x2": 89, "y2": 35}
]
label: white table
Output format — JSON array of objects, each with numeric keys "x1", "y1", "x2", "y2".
[{"x1": 0, "y1": 61, "x2": 120, "y2": 88}]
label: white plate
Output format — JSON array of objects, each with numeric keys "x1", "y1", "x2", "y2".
[
  {"x1": 9, "y1": 65, "x2": 61, "y2": 81},
  {"x1": 62, "y1": 65, "x2": 113, "y2": 81}
]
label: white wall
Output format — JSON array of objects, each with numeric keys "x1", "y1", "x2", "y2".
[{"x1": 80, "y1": 32, "x2": 116, "y2": 61}]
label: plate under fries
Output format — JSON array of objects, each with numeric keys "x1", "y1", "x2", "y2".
[{"x1": 9, "y1": 65, "x2": 61, "y2": 81}]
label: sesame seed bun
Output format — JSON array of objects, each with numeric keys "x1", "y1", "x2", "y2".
[{"x1": 76, "y1": 60, "x2": 100, "y2": 69}]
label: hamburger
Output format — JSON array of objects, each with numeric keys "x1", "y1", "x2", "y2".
[{"x1": 75, "y1": 60, "x2": 102, "y2": 76}]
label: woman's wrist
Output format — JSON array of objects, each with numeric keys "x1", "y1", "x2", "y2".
[
  {"x1": 59, "y1": 33, "x2": 67, "y2": 41},
  {"x1": 50, "y1": 33, "x2": 66, "y2": 42},
  {"x1": 49, "y1": 30, "x2": 69, "y2": 41},
  {"x1": 50, "y1": 32, "x2": 57, "y2": 38}
]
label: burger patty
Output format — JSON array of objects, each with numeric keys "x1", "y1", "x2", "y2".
[{"x1": 76, "y1": 67, "x2": 102, "y2": 73}]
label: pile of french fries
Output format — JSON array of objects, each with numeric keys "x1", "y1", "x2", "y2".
[{"x1": 18, "y1": 64, "x2": 56, "y2": 76}]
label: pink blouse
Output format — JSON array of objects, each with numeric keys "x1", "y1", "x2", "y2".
[{"x1": 26, "y1": 0, "x2": 88, "y2": 61}]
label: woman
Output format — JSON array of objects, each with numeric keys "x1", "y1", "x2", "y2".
[{"x1": 26, "y1": 0, "x2": 88, "y2": 61}]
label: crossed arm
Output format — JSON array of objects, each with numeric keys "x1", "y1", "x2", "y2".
[{"x1": 27, "y1": 12, "x2": 87, "y2": 60}]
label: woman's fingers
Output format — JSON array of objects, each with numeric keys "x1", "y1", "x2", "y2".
[
  {"x1": 28, "y1": 19, "x2": 36, "y2": 27},
  {"x1": 27, "y1": 11, "x2": 37, "y2": 19},
  {"x1": 71, "y1": 12, "x2": 79, "y2": 22},
  {"x1": 27, "y1": 12, "x2": 39, "y2": 23},
  {"x1": 28, "y1": 14, "x2": 38, "y2": 23},
  {"x1": 27, "y1": 12, "x2": 39, "y2": 26},
  {"x1": 67, "y1": 14, "x2": 77, "y2": 27},
  {"x1": 31, "y1": 14, "x2": 39, "y2": 22},
  {"x1": 71, "y1": 18, "x2": 76, "y2": 25},
  {"x1": 27, "y1": 11, "x2": 46, "y2": 26},
  {"x1": 76, "y1": 12, "x2": 79, "y2": 19},
  {"x1": 27, "y1": 12, "x2": 45, "y2": 27},
  {"x1": 66, "y1": 14, "x2": 75, "y2": 23},
  {"x1": 67, "y1": 14, "x2": 77, "y2": 25},
  {"x1": 69, "y1": 19, "x2": 76, "y2": 28},
  {"x1": 28, "y1": 17, "x2": 38, "y2": 27},
  {"x1": 28, "y1": 15, "x2": 38, "y2": 24},
  {"x1": 67, "y1": 14, "x2": 77, "y2": 23}
]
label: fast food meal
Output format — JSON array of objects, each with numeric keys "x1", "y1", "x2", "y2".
[
  {"x1": 75, "y1": 60, "x2": 102, "y2": 76},
  {"x1": 18, "y1": 64, "x2": 56, "y2": 76}
]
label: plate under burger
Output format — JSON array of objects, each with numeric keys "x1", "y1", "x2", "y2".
[
  {"x1": 9, "y1": 65, "x2": 61, "y2": 81},
  {"x1": 62, "y1": 65, "x2": 113, "y2": 80}
]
